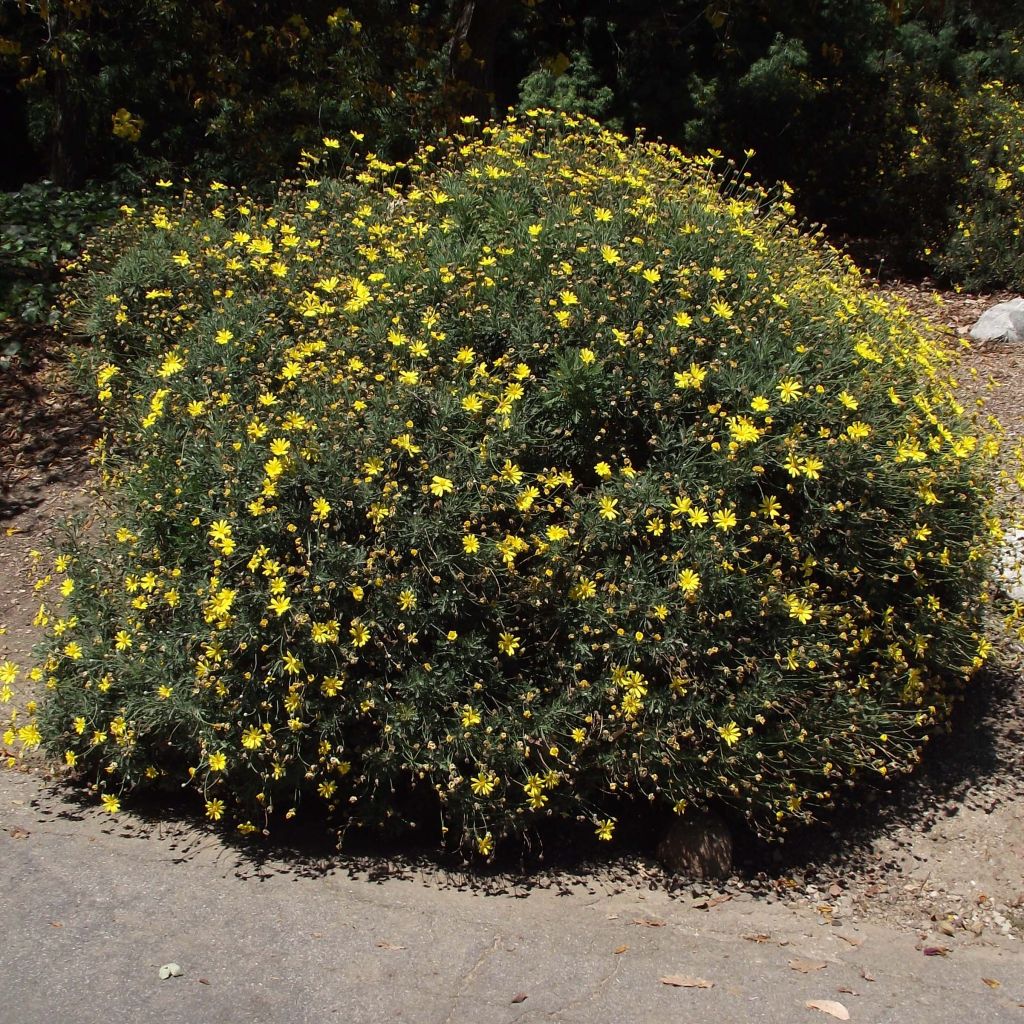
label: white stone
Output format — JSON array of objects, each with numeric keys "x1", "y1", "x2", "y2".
[
  {"x1": 996, "y1": 528, "x2": 1024, "y2": 603},
  {"x1": 969, "y1": 298, "x2": 1024, "y2": 344}
]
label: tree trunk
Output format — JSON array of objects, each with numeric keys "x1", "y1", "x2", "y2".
[
  {"x1": 48, "y1": 6, "x2": 86, "y2": 186},
  {"x1": 446, "y1": 0, "x2": 514, "y2": 118}
]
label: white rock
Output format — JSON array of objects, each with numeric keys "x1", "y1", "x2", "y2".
[
  {"x1": 996, "y1": 528, "x2": 1024, "y2": 603},
  {"x1": 969, "y1": 298, "x2": 1024, "y2": 344},
  {"x1": 158, "y1": 963, "x2": 183, "y2": 980}
]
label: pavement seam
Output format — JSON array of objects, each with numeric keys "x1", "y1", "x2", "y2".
[{"x1": 440, "y1": 932, "x2": 502, "y2": 1024}]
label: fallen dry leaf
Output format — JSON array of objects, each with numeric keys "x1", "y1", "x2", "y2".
[
  {"x1": 837, "y1": 987, "x2": 856, "y2": 995},
  {"x1": 198, "y1": 978, "x2": 210, "y2": 986},
  {"x1": 375, "y1": 941, "x2": 406, "y2": 950},
  {"x1": 743, "y1": 933, "x2": 772, "y2": 943},
  {"x1": 982, "y1": 978, "x2": 1001, "y2": 989},
  {"x1": 923, "y1": 946, "x2": 950, "y2": 957},
  {"x1": 707, "y1": 894, "x2": 733, "y2": 908},
  {"x1": 660, "y1": 975, "x2": 715, "y2": 989},
  {"x1": 859, "y1": 968, "x2": 876, "y2": 983},
  {"x1": 49, "y1": 922, "x2": 63, "y2": 929},
  {"x1": 790, "y1": 959, "x2": 829, "y2": 973},
  {"x1": 806, "y1": 999, "x2": 850, "y2": 1020},
  {"x1": 9, "y1": 827, "x2": 29, "y2": 839},
  {"x1": 633, "y1": 918, "x2": 667, "y2": 928},
  {"x1": 510, "y1": 993, "x2": 528, "y2": 1004},
  {"x1": 836, "y1": 934, "x2": 864, "y2": 948},
  {"x1": 613, "y1": 945, "x2": 629, "y2": 955}
]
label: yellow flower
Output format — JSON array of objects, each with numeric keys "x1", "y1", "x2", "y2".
[
  {"x1": 350, "y1": 620, "x2": 371, "y2": 647},
  {"x1": 101, "y1": 794, "x2": 121, "y2": 814},
  {"x1": 801, "y1": 456, "x2": 824, "y2": 480},
  {"x1": 214, "y1": 329, "x2": 234, "y2": 346},
  {"x1": 470, "y1": 772, "x2": 496, "y2": 796},
  {"x1": 500, "y1": 460, "x2": 524, "y2": 485},
  {"x1": 598, "y1": 496, "x2": 619, "y2": 520},
  {"x1": 778, "y1": 377, "x2": 803, "y2": 403},
  {"x1": 787, "y1": 596, "x2": 814, "y2": 624},
  {"x1": 157, "y1": 353, "x2": 184, "y2": 378},
  {"x1": 205, "y1": 799, "x2": 225, "y2": 821},
  {"x1": 477, "y1": 832, "x2": 494, "y2": 855},
  {"x1": 208, "y1": 752, "x2": 227, "y2": 772},
  {"x1": 712, "y1": 508, "x2": 737, "y2": 531},
  {"x1": 686, "y1": 506, "x2": 709, "y2": 528},
  {"x1": 430, "y1": 475, "x2": 454, "y2": 496},
  {"x1": 601, "y1": 244, "x2": 621, "y2": 264},
  {"x1": 595, "y1": 818, "x2": 615, "y2": 841},
  {"x1": 677, "y1": 568, "x2": 701, "y2": 595},
  {"x1": 268, "y1": 596, "x2": 291, "y2": 617},
  {"x1": 461, "y1": 706, "x2": 482, "y2": 728},
  {"x1": 497, "y1": 631, "x2": 521, "y2": 656},
  {"x1": 114, "y1": 630, "x2": 132, "y2": 651},
  {"x1": 718, "y1": 722, "x2": 742, "y2": 746},
  {"x1": 398, "y1": 590, "x2": 417, "y2": 611},
  {"x1": 462, "y1": 535, "x2": 479, "y2": 554},
  {"x1": 241, "y1": 726, "x2": 264, "y2": 750}
]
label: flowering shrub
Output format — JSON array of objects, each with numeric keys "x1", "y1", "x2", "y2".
[
  {"x1": 25, "y1": 112, "x2": 1020, "y2": 855},
  {"x1": 926, "y1": 81, "x2": 1024, "y2": 290}
]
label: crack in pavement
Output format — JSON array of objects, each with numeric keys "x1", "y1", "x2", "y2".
[
  {"x1": 539, "y1": 959, "x2": 623, "y2": 1022},
  {"x1": 441, "y1": 932, "x2": 502, "y2": 1024}
]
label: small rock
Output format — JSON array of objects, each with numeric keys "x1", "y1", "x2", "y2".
[
  {"x1": 657, "y1": 811, "x2": 733, "y2": 879},
  {"x1": 969, "y1": 298, "x2": 1024, "y2": 344},
  {"x1": 158, "y1": 963, "x2": 184, "y2": 980}
]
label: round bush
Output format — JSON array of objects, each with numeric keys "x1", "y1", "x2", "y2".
[{"x1": 39, "y1": 112, "x2": 1010, "y2": 854}]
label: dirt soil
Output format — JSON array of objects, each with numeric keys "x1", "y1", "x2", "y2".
[{"x1": 1, "y1": 286, "x2": 1023, "y2": 975}]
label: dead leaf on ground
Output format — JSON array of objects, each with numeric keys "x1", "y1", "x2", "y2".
[
  {"x1": 660, "y1": 975, "x2": 715, "y2": 989},
  {"x1": 982, "y1": 978, "x2": 1001, "y2": 989},
  {"x1": 510, "y1": 992, "x2": 528, "y2": 1004},
  {"x1": 790, "y1": 958, "x2": 829, "y2": 973},
  {"x1": 633, "y1": 917, "x2": 666, "y2": 928},
  {"x1": 806, "y1": 999, "x2": 850, "y2": 1020},
  {"x1": 859, "y1": 968, "x2": 876, "y2": 983},
  {"x1": 923, "y1": 946, "x2": 950, "y2": 957},
  {"x1": 707, "y1": 894, "x2": 733, "y2": 908},
  {"x1": 375, "y1": 941, "x2": 406, "y2": 950},
  {"x1": 613, "y1": 945, "x2": 629, "y2": 955},
  {"x1": 9, "y1": 827, "x2": 29, "y2": 839},
  {"x1": 837, "y1": 987, "x2": 856, "y2": 995},
  {"x1": 198, "y1": 978, "x2": 210, "y2": 986},
  {"x1": 836, "y1": 934, "x2": 863, "y2": 948},
  {"x1": 743, "y1": 933, "x2": 772, "y2": 943}
]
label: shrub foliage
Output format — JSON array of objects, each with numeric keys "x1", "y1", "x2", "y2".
[{"x1": 33, "y1": 113, "x2": 1015, "y2": 854}]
